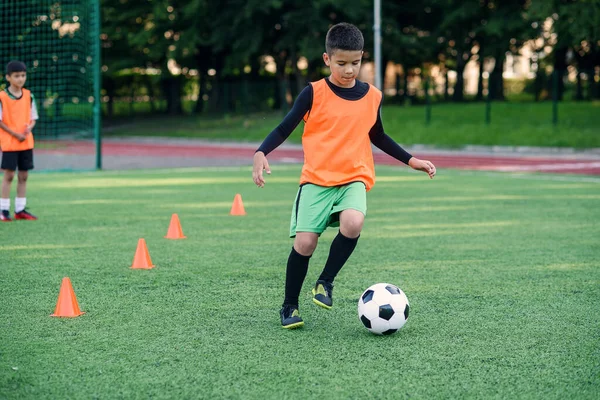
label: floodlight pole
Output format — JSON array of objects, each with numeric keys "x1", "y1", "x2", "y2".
[
  {"x1": 374, "y1": 0, "x2": 382, "y2": 90},
  {"x1": 93, "y1": 0, "x2": 102, "y2": 170}
]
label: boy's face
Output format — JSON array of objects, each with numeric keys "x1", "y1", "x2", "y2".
[
  {"x1": 323, "y1": 50, "x2": 363, "y2": 88},
  {"x1": 6, "y1": 71, "x2": 26, "y2": 89}
]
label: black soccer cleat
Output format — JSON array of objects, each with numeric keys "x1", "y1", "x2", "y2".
[
  {"x1": 0, "y1": 210, "x2": 12, "y2": 222},
  {"x1": 312, "y1": 280, "x2": 333, "y2": 309},
  {"x1": 280, "y1": 304, "x2": 304, "y2": 329}
]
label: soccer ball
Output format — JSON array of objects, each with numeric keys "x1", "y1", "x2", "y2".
[{"x1": 358, "y1": 283, "x2": 410, "y2": 335}]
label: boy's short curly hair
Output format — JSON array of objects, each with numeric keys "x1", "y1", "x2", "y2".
[
  {"x1": 6, "y1": 61, "x2": 26, "y2": 75},
  {"x1": 325, "y1": 22, "x2": 364, "y2": 55}
]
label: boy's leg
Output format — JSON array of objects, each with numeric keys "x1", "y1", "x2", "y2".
[
  {"x1": 1, "y1": 170, "x2": 14, "y2": 199},
  {"x1": 280, "y1": 233, "x2": 318, "y2": 328},
  {"x1": 282, "y1": 184, "x2": 333, "y2": 328},
  {"x1": 313, "y1": 183, "x2": 366, "y2": 309},
  {"x1": 14, "y1": 151, "x2": 36, "y2": 220},
  {"x1": 15, "y1": 170, "x2": 36, "y2": 219},
  {"x1": 312, "y1": 212, "x2": 362, "y2": 309},
  {"x1": 15, "y1": 170, "x2": 28, "y2": 211},
  {"x1": 1, "y1": 166, "x2": 16, "y2": 221},
  {"x1": 318, "y1": 209, "x2": 363, "y2": 283},
  {"x1": 1, "y1": 151, "x2": 17, "y2": 199},
  {"x1": 283, "y1": 232, "x2": 319, "y2": 307}
]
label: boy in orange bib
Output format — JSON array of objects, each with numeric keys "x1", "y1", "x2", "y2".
[
  {"x1": 252, "y1": 23, "x2": 436, "y2": 328},
  {"x1": 0, "y1": 61, "x2": 38, "y2": 221}
]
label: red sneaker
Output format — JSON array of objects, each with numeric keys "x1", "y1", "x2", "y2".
[
  {"x1": 1, "y1": 210, "x2": 12, "y2": 222},
  {"x1": 14, "y1": 209, "x2": 37, "y2": 220}
]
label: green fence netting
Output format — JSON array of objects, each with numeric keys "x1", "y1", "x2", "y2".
[{"x1": 0, "y1": 0, "x2": 101, "y2": 169}]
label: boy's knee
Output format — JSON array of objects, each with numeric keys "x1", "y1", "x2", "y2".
[
  {"x1": 294, "y1": 234, "x2": 318, "y2": 256},
  {"x1": 3, "y1": 171, "x2": 15, "y2": 182},
  {"x1": 340, "y1": 210, "x2": 364, "y2": 238},
  {"x1": 341, "y1": 223, "x2": 363, "y2": 239},
  {"x1": 17, "y1": 173, "x2": 28, "y2": 183}
]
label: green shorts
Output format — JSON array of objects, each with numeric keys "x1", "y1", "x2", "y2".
[{"x1": 290, "y1": 182, "x2": 367, "y2": 238}]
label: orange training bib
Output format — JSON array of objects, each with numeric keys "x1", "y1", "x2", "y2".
[
  {"x1": 299, "y1": 79, "x2": 381, "y2": 191},
  {"x1": 0, "y1": 88, "x2": 34, "y2": 151}
]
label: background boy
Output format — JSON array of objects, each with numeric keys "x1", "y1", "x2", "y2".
[
  {"x1": 0, "y1": 61, "x2": 38, "y2": 221},
  {"x1": 252, "y1": 23, "x2": 436, "y2": 328}
]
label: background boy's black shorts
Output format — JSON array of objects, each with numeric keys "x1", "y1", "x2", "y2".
[{"x1": 1, "y1": 149, "x2": 34, "y2": 171}]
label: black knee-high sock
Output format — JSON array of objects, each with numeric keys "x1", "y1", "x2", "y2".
[
  {"x1": 283, "y1": 247, "x2": 311, "y2": 307},
  {"x1": 318, "y1": 232, "x2": 359, "y2": 284}
]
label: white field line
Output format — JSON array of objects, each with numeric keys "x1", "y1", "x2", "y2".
[{"x1": 472, "y1": 162, "x2": 600, "y2": 172}]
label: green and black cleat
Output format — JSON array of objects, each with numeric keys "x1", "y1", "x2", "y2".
[
  {"x1": 312, "y1": 280, "x2": 333, "y2": 310},
  {"x1": 280, "y1": 304, "x2": 304, "y2": 329}
]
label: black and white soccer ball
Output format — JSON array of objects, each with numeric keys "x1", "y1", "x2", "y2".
[{"x1": 358, "y1": 283, "x2": 410, "y2": 335}]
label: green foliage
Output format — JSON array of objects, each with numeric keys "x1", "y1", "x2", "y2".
[
  {"x1": 530, "y1": 0, "x2": 600, "y2": 48},
  {"x1": 97, "y1": 0, "x2": 600, "y2": 116},
  {"x1": 529, "y1": 0, "x2": 600, "y2": 101}
]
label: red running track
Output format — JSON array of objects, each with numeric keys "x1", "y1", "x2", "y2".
[{"x1": 37, "y1": 140, "x2": 600, "y2": 175}]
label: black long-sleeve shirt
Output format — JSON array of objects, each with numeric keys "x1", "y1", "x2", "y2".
[{"x1": 256, "y1": 78, "x2": 413, "y2": 165}]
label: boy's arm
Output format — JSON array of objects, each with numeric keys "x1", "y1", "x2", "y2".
[
  {"x1": 368, "y1": 101, "x2": 413, "y2": 164},
  {"x1": 370, "y1": 100, "x2": 436, "y2": 179},
  {"x1": 25, "y1": 95, "x2": 39, "y2": 133},
  {"x1": 0, "y1": 104, "x2": 26, "y2": 141},
  {"x1": 255, "y1": 85, "x2": 312, "y2": 156},
  {"x1": 0, "y1": 121, "x2": 22, "y2": 138},
  {"x1": 253, "y1": 85, "x2": 313, "y2": 187},
  {"x1": 25, "y1": 120, "x2": 36, "y2": 133}
]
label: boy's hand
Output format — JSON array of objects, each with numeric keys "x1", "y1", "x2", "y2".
[
  {"x1": 24, "y1": 124, "x2": 33, "y2": 134},
  {"x1": 252, "y1": 151, "x2": 271, "y2": 188},
  {"x1": 409, "y1": 157, "x2": 436, "y2": 179},
  {"x1": 13, "y1": 133, "x2": 27, "y2": 142}
]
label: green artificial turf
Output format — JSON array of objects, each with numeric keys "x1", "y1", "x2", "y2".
[{"x1": 0, "y1": 165, "x2": 599, "y2": 399}]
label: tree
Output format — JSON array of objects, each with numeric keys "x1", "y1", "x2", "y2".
[
  {"x1": 530, "y1": 0, "x2": 600, "y2": 101},
  {"x1": 102, "y1": 0, "x2": 187, "y2": 115},
  {"x1": 379, "y1": 1, "x2": 441, "y2": 103},
  {"x1": 432, "y1": 0, "x2": 482, "y2": 102},
  {"x1": 479, "y1": 0, "x2": 533, "y2": 101}
]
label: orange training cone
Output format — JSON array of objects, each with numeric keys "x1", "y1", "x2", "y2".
[
  {"x1": 230, "y1": 194, "x2": 246, "y2": 216},
  {"x1": 130, "y1": 238, "x2": 155, "y2": 269},
  {"x1": 164, "y1": 213, "x2": 186, "y2": 239},
  {"x1": 51, "y1": 277, "x2": 85, "y2": 318}
]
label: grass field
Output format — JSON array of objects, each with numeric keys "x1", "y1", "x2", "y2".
[
  {"x1": 104, "y1": 101, "x2": 600, "y2": 148},
  {"x1": 1, "y1": 165, "x2": 599, "y2": 399}
]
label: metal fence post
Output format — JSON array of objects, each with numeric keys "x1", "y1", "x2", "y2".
[
  {"x1": 425, "y1": 78, "x2": 431, "y2": 125},
  {"x1": 552, "y1": 69, "x2": 558, "y2": 126},
  {"x1": 485, "y1": 81, "x2": 491, "y2": 125}
]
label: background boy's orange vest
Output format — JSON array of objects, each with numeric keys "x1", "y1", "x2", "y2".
[
  {"x1": 300, "y1": 79, "x2": 382, "y2": 191},
  {"x1": 0, "y1": 88, "x2": 34, "y2": 151}
]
